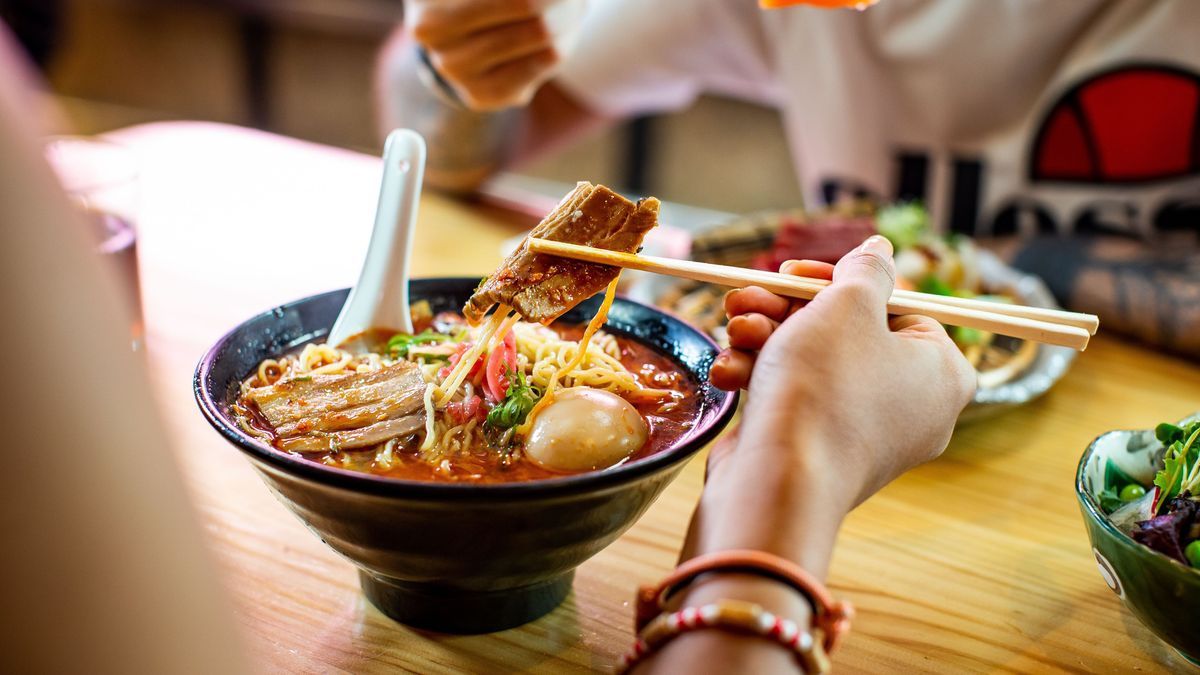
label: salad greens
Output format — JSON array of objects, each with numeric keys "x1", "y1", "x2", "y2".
[
  {"x1": 1103, "y1": 418, "x2": 1200, "y2": 566},
  {"x1": 1152, "y1": 421, "x2": 1200, "y2": 514},
  {"x1": 486, "y1": 369, "x2": 539, "y2": 429},
  {"x1": 877, "y1": 202, "x2": 928, "y2": 249},
  {"x1": 1098, "y1": 460, "x2": 1142, "y2": 514},
  {"x1": 1119, "y1": 483, "x2": 1146, "y2": 502},
  {"x1": 1133, "y1": 497, "x2": 1197, "y2": 565},
  {"x1": 914, "y1": 274, "x2": 990, "y2": 346},
  {"x1": 917, "y1": 275, "x2": 956, "y2": 298},
  {"x1": 951, "y1": 326, "x2": 986, "y2": 346},
  {"x1": 1188, "y1": 540, "x2": 1200, "y2": 568}
]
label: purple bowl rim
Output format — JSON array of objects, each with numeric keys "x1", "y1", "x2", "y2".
[{"x1": 194, "y1": 280, "x2": 739, "y2": 501}]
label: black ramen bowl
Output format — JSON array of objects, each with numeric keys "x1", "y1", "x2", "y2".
[{"x1": 194, "y1": 278, "x2": 737, "y2": 634}]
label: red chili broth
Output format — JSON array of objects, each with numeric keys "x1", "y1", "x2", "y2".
[{"x1": 241, "y1": 323, "x2": 704, "y2": 484}]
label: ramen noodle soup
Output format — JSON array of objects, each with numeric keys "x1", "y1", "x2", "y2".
[
  {"x1": 234, "y1": 182, "x2": 697, "y2": 483},
  {"x1": 233, "y1": 302, "x2": 699, "y2": 483}
]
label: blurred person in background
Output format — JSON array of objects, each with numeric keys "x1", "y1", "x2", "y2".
[
  {"x1": 0, "y1": 0, "x2": 62, "y2": 68},
  {"x1": 379, "y1": 0, "x2": 1200, "y2": 358},
  {"x1": 0, "y1": 24, "x2": 248, "y2": 675}
]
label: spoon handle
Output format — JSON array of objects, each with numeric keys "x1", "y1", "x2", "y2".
[{"x1": 328, "y1": 129, "x2": 427, "y2": 347}]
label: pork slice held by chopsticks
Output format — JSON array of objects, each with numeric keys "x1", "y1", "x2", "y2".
[{"x1": 464, "y1": 181, "x2": 660, "y2": 324}]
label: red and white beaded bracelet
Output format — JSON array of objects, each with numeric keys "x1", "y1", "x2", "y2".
[
  {"x1": 616, "y1": 599, "x2": 830, "y2": 674},
  {"x1": 634, "y1": 549, "x2": 853, "y2": 652}
]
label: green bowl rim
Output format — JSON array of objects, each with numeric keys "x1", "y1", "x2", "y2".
[{"x1": 1075, "y1": 428, "x2": 1200, "y2": 575}]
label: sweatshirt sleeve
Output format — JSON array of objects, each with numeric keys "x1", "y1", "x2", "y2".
[{"x1": 553, "y1": 0, "x2": 777, "y2": 117}]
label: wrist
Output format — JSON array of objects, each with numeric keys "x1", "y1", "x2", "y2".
[
  {"x1": 691, "y1": 437, "x2": 848, "y2": 579},
  {"x1": 736, "y1": 394, "x2": 866, "y2": 511},
  {"x1": 713, "y1": 422, "x2": 855, "y2": 521},
  {"x1": 389, "y1": 43, "x2": 520, "y2": 194},
  {"x1": 637, "y1": 570, "x2": 819, "y2": 674},
  {"x1": 414, "y1": 45, "x2": 468, "y2": 110}
]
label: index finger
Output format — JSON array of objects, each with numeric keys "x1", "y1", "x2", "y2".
[
  {"x1": 779, "y1": 259, "x2": 835, "y2": 280},
  {"x1": 724, "y1": 259, "x2": 836, "y2": 320},
  {"x1": 724, "y1": 286, "x2": 790, "y2": 322}
]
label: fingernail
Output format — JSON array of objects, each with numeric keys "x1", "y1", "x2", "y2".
[{"x1": 858, "y1": 235, "x2": 893, "y2": 257}]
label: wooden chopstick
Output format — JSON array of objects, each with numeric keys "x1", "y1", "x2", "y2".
[
  {"x1": 527, "y1": 238, "x2": 1096, "y2": 351},
  {"x1": 714, "y1": 262, "x2": 1098, "y2": 334}
]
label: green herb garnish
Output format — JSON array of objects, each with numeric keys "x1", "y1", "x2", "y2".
[
  {"x1": 412, "y1": 348, "x2": 451, "y2": 360},
  {"x1": 387, "y1": 330, "x2": 446, "y2": 358},
  {"x1": 486, "y1": 370, "x2": 539, "y2": 429}
]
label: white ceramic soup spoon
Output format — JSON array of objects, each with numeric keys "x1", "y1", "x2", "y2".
[{"x1": 327, "y1": 129, "x2": 427, "y2": 348}]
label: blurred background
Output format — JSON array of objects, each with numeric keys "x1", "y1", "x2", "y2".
[{"x1": 2, "y1": 0, "x2": 805, "y2": 213}]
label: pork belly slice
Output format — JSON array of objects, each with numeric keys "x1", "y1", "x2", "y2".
[
  {"x1": 276, "y1": 415, "x2": 426, "y2": 453},
  {"x1": 247, "y1": 364, "x2": 421, "y2": 422},
  {"x1": 464, "y1": 181, "x2": 660, "y2": 324},
  {"x1": 245, "y1": 361, "x2": 427, "y2": 452}
]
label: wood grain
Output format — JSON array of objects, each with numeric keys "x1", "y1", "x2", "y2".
[{"x1": 116, "y1": 122, "x2": 1200, "y2": 674}]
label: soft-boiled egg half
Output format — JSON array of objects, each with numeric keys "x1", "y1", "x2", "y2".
[{"x1": 524, "y1": 387, "x2": 648, "y2": 472}]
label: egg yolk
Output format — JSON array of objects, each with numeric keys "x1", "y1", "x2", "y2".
[{"x1": 524, "y1": 388, "x2": 648, "y2": 472}]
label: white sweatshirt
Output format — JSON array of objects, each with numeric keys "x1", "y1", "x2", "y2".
[{"x1": 556, "y1": 0, "x2": 1200, "y2": 239}]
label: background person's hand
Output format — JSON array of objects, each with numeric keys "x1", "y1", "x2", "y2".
[{"x1": 406, "y1": 0, "x2": 563, "y2": 111}]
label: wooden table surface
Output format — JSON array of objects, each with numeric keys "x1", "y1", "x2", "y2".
[{"x1": 112, "y1": 122, "x2": 1200, "y2": 674}]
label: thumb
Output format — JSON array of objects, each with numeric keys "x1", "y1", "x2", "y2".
[{"x1": 831, "y1": 235, "x2": 896, "y2": 310}]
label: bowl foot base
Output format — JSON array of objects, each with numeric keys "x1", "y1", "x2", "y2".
[{"x1": 360, "y1": 570, "x2": 573, "y2": 634}]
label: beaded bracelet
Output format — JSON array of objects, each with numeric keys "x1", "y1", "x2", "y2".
[
  {"x1": 616, "y1": 599, "x2": 830, "y2": 674},
  {"x1": 635, "y1": 549, "x2": 853, "y2": 652}
]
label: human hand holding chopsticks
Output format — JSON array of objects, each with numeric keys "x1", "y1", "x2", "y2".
[
  {"x1": 706, "y1": 234, "x2": 977, "y2": 515},
  {"x1": 645, "y1": 236, "x2": 975, "y2": 673}
]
